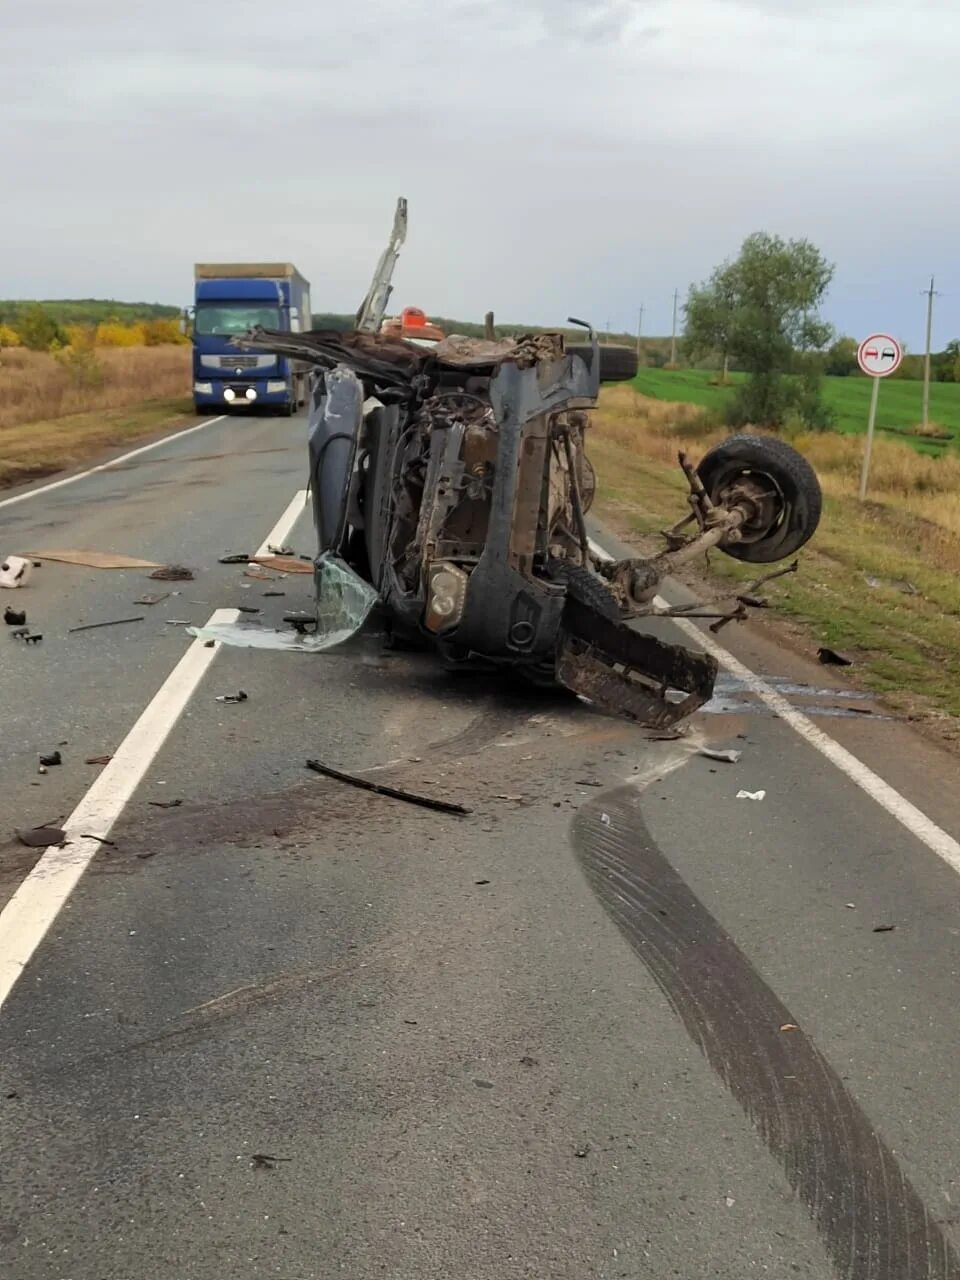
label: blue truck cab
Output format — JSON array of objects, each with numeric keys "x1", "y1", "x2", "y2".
[{"x1": 192, "y1": 263, "x2": 311, "y2": 414}]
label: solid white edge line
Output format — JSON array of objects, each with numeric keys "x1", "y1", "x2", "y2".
[
  {"x1": 0, "y1": 487, "x2": 313, "y2": 1011},
  {"x1": 587, "y1": 536, "x2": 960, "y2": 873},
  {"x1": 0, "y1": 415, "x2": 226, "y2": 512},
  {"x1": 253, "y1": 489, "x2": 309, "y2": 557}
]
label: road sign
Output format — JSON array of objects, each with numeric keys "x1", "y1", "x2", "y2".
[
  {"x1": 857, "y1": 331, "x2": 902, "y2": 500},
  {"x1": 858, "y1": 333, "x2": 902, "y2": 378}
]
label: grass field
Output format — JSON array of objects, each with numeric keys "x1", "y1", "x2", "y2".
[{"x1": 632, "y1": 367, "x2": 960, "y2": 449}]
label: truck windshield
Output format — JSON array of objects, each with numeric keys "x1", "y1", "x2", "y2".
[{"x1": 194, "y1": 304, "x2": 280, "y2": 336}]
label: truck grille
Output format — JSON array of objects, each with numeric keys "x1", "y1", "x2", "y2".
[{"x1": 219, "y1": 355, "x2": 258, "y2": 370}]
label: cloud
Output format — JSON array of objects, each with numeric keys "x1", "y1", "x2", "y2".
[{"x1": 3, "y1": 0, "x2": 959, "y2": 343}]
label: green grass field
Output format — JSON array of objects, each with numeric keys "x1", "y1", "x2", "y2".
[{"x1": 631, "y1": 367, "x2": 960, "y2": 449}]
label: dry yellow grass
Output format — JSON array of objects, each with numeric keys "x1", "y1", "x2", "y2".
[{"x1": 0, "y1": 345, "x2": 190, "y2": 431}]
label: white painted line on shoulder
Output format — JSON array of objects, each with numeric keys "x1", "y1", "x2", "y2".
[
  {"x1": 587, "y1": 537, "x2": 960, "y2": 874},
  {"x1": 0, "y1": 486, "x2": 312, "y2": 1013},
  {"x1": 253, "y1": 489, "x2": 309, "y2": 557},
  {"x1": 0, "y1": 415, "x2": 226, "y2": 512}
]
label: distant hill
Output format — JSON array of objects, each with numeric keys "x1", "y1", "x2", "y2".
[{"x1": 0, "y1": 300, "x2": 181, "y2": 327}]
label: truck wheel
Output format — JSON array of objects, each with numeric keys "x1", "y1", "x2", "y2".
[
  {"x1": 696, "y1": 434, "x2": 822, "y2": 564},
  {"x1": 566, "y1": 343, "x2": 638, "y2": 383}
]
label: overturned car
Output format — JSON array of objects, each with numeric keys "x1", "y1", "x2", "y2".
[{"x1": 242, "y1": 204, "x2": 821, "y2": 728}]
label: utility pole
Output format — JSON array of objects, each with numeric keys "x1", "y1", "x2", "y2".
[
  {"x1": 669, "y1": 288, "x2": 679, "y2": 366},
  {"x1": 921, "y1": 275, "x2": 940, "y2": 431},
  {"x1": 635, "y1": 304, "x2": 644, "y2": 363}
]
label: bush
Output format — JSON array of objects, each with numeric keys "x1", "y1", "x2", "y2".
[
  {"x1": 0, "y1": 324, "x2": 21, "y2": 348},
  {"x1": 54, "y1": 342, "x2": 105, "y2": 389},
  {"x1": 143, "y1": 317, "x2": 188, "y2": 346},
  {"x1": 95, "y1": 321, "x2": 145, "y2": 347},
  {"x1": 16, "y1": 304, "x2": 67, "y2": 352}
]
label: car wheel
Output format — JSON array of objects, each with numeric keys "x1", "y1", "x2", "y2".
[{"x1": 696, "y1": 433, "x2": 823, "y2": 563}]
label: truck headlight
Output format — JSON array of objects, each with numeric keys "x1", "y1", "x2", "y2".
[
  {"x1": 223, "y1": 387, "x2": 236, "y2": 402},
  {"x1": 424, "y1": 562, "x2": 468, "y2": 633},
  {"x1": 245, "y1": 388, "x2": 257, "y2": 402},
  {"x1": 266, "y1": 380, "x2": 287, "y2": 393},
  {"x1": 193, "y1": 382, "x2": 213, "y2": 395}
]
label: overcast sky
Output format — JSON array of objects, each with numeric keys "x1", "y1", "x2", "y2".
[{"x1": 4, "y1": 0, "x2": 959, "y2": 346}]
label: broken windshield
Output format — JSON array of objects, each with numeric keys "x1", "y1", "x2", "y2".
[{"x1": 195, "y1": 304, "x2": 280, "y2": 336}]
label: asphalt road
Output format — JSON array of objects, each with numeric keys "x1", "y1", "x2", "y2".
[{"x1": 2, "y1": 409, "x2": 960, "y2": 1279}]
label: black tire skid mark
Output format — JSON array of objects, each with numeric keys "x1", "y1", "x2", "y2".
[{"x1": 574, "y1": 788, "x2": 958, "y2": 1280}]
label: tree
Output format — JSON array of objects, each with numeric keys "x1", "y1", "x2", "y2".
[
  {"x1": 824, "y1": 336, "x2": 858, "y2": 377},
  {"x1": 684, "y1": 263, "x2": 737, "y2": 381},
  {"x1": 15, "y1": 304, "x2": 67, "y2": 352},
  {"x1": 685, "y1": 232, "x2": 834, "y2": 428}
]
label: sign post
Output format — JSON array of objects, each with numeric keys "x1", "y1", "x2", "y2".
[{"x1": 857, "y1": 332, "x2": 902, "y2": 501}]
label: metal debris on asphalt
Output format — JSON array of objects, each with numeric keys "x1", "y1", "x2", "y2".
[
  {"x1": 250, "y1": 1153, "x2": 291, "y2": 1170},
  {"x1": 149, "y1": 565, "x2": 194, "y2": 581},
  {"x1": 69, "y1": 616, "x2": 145, "y2": 634},
  {"x1": 147, "y1": 799, "x2": 183, "y2": 808},
  {"x1": 85, "y1": 755, "x2": 112, "y2": 765},
  {"x1": 215, "y1": 691, "x2": 248, "y2": 703},
  {"x1": 218, "y1": 553, "x2": 251, "y2": 564},
  {"x1": 574, "y1": 1144, "x2": 591, "y2": 1158},
  {"x1": 262, "y1": 590, "x2": 285, "y2": 597},
  {"x1": 16, "y1": 825, "x2": 67, "y2": 848},
  {"x1": 305, "y1": 758, "x2": 472, "y2": 815},
  {"x1": 3, "y1": 606, "x2": 26, "y2": 626},
  {"x1": 236, "y1": 605, "x2": 261, "y2": 614},
  {"x1": 133, "y1": 592, "x2": 170, "y2": 606},
  {"x1": 266, "y1": 544, "x2": 294, "y2": 556},
  {"x1": 818, "y1": 647, "x2": 853, "y2": 667},
  {"x1": 600, "y1": 812, "x2": 611, "y2": 825},
  {"x1": 736, "y1": 789, "x2": 766, "y2": 800},
  {"x1": 699, "y1": 748, "x2": 743, "y2": 764},
  {"x1": 779, "y1": 1023, "x2": 799, "y2": 1032},
  {"x1": 873, "y1": 924, "x2": 897, "y2": 933},
  {"x1": 39, "y1": 751, "x2": 62, "y2": 767}
]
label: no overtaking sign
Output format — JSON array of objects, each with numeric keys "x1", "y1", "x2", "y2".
[{"x1": 858, "y1": 333, "x2": 902, "y2": 378}]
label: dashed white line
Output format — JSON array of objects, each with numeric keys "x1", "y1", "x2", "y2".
[
  {"x1": 0, "y1": 488, "x2": 311, "y2": 1012},
  {"x1": 588, "y1": 536, "x2": 960, "y2": 875},
  {"x1": 0, "y1": 415, "x2": 226, "y2": 512}
]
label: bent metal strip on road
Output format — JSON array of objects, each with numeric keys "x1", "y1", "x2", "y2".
[
  {"x1": 0, "y1": 489, "x2": 309, "y2": 1012},
  {"x1": 587, "y1": 538, "x2": 960, "y2": 876},
  {"x1": 0, "y1": 414, "x2": 226, "y2": 512}
]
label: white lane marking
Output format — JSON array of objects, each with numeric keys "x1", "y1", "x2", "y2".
[
  {"x1": 0, "y1": 415, "x2": 226, "y2": 512},
  {"x1": 253, "y1": 489, "x2": 309, "y2": 557},
  {"x1": 0, "y1": 487, "x2": 312, "y2": 1012},
  {"x1": 587, "y1": 537, "x2": 960, "y2": 873}
]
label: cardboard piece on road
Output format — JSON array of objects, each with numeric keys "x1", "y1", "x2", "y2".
[
  {"x1": 25, "y1": 550, "x2": 162, "y2": 570},
  {"x1": 250, "y1": 555, "x2": 313, "y2": 575}
]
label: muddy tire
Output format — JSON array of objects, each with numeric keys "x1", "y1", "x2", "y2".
[
  {"x1": 566, "y1": 343, "x2": 638, "y2": 383},
  {"x1": 549, "y1": 559, "x2": 621, "y2": 622},
  {"x1": 696, "y1": 433, "x2": 822, "y2": 564}
]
